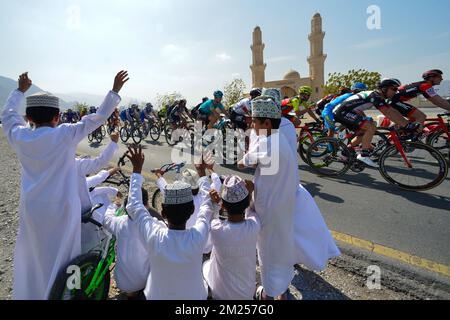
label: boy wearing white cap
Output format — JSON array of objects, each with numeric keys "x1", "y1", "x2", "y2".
[
  {"x1": 238, "y1": 95, "x2": 298, "y2": 300},
  {"x1": 203, "y1": 175, "x2": 260, "y2": 300},
  {"x1": 153, "y1": 164, "x2": 214, "y2": 229},
  {"x1": 1, "y1": 71, "x2": 128, "y2": 299},
  {"x1": 125, "y1": 146, "x2": 219, "y2": 300},
  {"x1": 262, "y1": 88, "x2": 340, "y2": 272}
]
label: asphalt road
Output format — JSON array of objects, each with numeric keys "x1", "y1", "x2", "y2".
[{"x1": 77, "y1": 128, "x2": 450, "y2": 270}]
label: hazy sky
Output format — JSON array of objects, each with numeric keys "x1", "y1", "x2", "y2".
[{"x1": 1, "y1": 0, "x2": 449, "y2": 105}]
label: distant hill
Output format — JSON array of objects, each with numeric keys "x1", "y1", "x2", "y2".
[
  {"x1": 0, "y1": 75, "x2": 142, "y2": 114},
  {"x1": 0, "y1": 75, "x2": 73, "y2": 113}
]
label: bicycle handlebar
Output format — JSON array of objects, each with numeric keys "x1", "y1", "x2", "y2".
[{"x1": 151, "y1": 162, "x2": 186, "y2": 174}]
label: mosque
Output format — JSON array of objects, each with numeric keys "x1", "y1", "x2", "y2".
[{"x1": 250, "y1": 13, "x2": 327, "y2": 101}]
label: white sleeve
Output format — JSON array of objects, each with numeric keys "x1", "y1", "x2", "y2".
[
  {"x1": 210, "y1": 173, "x2": 222, "y2": 193},
  {"x1": 156, "y1": 177, "x2": 167, "y2": 193},
  {"x1": 103, "y1": 204, "x2": 124, "y2": 236},
  {"x1": 77, "y1": 141, "x2": 118, "y2": 176},
  {"x1": 62, "y1": 91, "x2": 121, "y2": 145},
  {"x1": 126, "y1": 173, "x2": 165, "y2": 248},
  {"x1": 91, "y1": 186, "x2": 118, "y2": 199},
  {"x1": 86, "y1": 170, "x2": 110, "y2": 188},
  {"x1": 1, "y1": 90, "x2": 26, "y2": 146},
  {"x1": 245, "y1": 208, "x2": 261, "y2": 232}
]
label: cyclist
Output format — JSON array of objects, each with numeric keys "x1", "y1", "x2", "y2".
[
  {"x1": 315, "y1": 88, "x2": 351, "y2": 118},
  {"x1": 88, "y1": 106, "x2": 97, "y2": 114},
  {"x1": 107, "y1": 107, "x2": 120, "y2": 132},
  {"x1": 65, "y1": 108, "x2": 77, "y2": 124},
  {"x1": 191, "y1": 97, "x2": 209, "y2": 120},
  {"x1": 322, "y1": 83, "x2": 368, "y2": 137},
  {"x1": 333, "y1": 78, "x2": 417, "y2": 167},
  {"x1": 230, "y1": 88, "x2": 262, "y2": 131},
  {"x1": 140, "y1": 103, "x2": 158, "y2": 127},
  {"x1": 389, "y1": 69, "x2": 450, "y2": 124},
  {"x1": 281, "y1": 86, "x2": 320, "y2": 127},
  {"x1": 198, "y1": 90, "x2": 229, "y2": 130}
]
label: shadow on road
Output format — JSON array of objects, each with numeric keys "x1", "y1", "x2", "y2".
[{"x1": 291, "y1": 266, "x2": 351, "y2": 300}]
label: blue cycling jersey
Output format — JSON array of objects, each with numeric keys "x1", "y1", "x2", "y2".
[
  {"x1": 199, "y1": 99, "x2": 225, "y2": 116},
  {"x1": 322, "y1": 93, "x2": 353, "y2": 130}
]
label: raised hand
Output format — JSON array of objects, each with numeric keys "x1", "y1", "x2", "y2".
[
  {"x1": 209, "y1": 189, "x2": 221, "y2": 204},
  {"x1": 125, "y1": 145, "x2": 145, "y2": 174},
  {"x1": 18, "y1": 72, "x2": 32, "y2": 93},
  {"x1": 112, "y1": 70, "x2": 129, "y2": 94},
  {"x1": 110, "y1": 131, "x2": 119, "y2": 143}
]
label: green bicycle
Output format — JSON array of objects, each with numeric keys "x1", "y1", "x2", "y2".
[{"x1": 49, "y1": 154, "x2": 130, "y2": 300}]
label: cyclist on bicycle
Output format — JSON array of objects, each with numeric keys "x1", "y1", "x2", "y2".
[
  {"x1": 66, "y1": 108, "x2": 77, "y2": 124},
  {"x1": 315, "y1": 87, "x2": 351, "y2": 118},
  {"x1": 322, "y1": 83, "x2": 368, "y2": 137},
  {"x1": 140, "y1": 102, "x2": 158, "y2": 125},
  {"x1": 107, "y1": 107, "x2": 120, "y2": 131},
  {"x1": 191, "y1": 97, "x2": 209, "y2": 119},
  {"x1": 230, "y1": 88, "x2": 262, "y2": 131},
  {"x1": 333, "y1": 78, "x2": 417, "y2": 167},
  {"x1": 120, "y1": 104, "x2": 140, "y2": 130},
  {"x1": 281, "y1": 86, "x2": 320, "y2": 127},
  {"x1": 389, "y1": 69, "x2": 450, "y2": 124},
  {"x1": 198, "y1": 90, "x2": 229, "y2": 130}
]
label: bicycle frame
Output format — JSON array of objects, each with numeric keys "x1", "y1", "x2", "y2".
[{"x1": 424, "y1": 114, "x2": 450, "y2": 139}]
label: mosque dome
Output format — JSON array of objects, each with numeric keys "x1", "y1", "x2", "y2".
[{"x1": 283, "y1": 69, "x2": 301, "y2": 80}]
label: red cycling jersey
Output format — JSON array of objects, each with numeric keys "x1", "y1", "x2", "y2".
[{"x1": 392, "y1": 81, "x2": 438, "y2": 103}]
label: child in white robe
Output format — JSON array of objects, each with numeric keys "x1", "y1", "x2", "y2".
[
  {"x1": 103, "y1": 188, "x2": 156, "y2": 300},
  {"x1": 1, "y1": 71, "x2": 128, "y2": 300},
  {"x1": 263, "y1": 88, "x2": 340, "y2": 271},
  {"x1": 203, "y1": 175, "x2": 260, "y2": 300},
  {"x1": 239, "y1": 96, "x2": 298, "y2": 300},
  {"x1": 125, "y1": 146, "x2": 218, "y2": 300},
  {"x1": 154, "y1": 167, "x2": 211, "y2": 229}
]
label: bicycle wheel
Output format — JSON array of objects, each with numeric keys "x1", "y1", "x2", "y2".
[
  {"x1": 88, "y1": 133, "x2": 94, "y2": 143},
  {"x1": 94, "y1": 131, "x2": 103, "y2": 144},
  {"x1": 131, "y1": 128, "x2": 143, "y2": 144},
  {"x1": 427, "y1": 129, "x2": 450, "y2": 162},
  {"x1": 378, "y1": 142, "x2": 448, "y2": 191},
  {"x1": 306, "y1": 137, "x2": 352, "y2": 177},
  {"x1": 165, "y1": 126, "x2": 177, "y2": 146},
  {"x1": 152, "y1": 189, "x2": 164, "y2": 213},
  {"x1": 101, "y1": 125, "x2": 107, "y2": 137},
  {"x1": 119, "y1": 127, "x2": 129, "y2": 143},
  {"x1": 49, "y1": 252, "x2": 110, "y2": 300},
  {"x1": 149, "y1": 124, "x2": 161, "y2": 141},
  {"x1": 298, "y1": 129, "x2": 326, "y2": 163}
]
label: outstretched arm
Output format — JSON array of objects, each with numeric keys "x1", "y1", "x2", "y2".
[
  {"x1": 77, "y1": 132, "x2": 119, "y2": 176},
  {"x1": 65, "y1": 71, "x2": 129, "y2": 144},
  {"x1": 1, "y1": 72, "x2": 32, "y2": 145}
]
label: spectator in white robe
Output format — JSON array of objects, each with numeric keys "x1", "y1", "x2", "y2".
[
  {"x1": 153, "y1": 167, "x2": 211, "y2": 229},
  {"x1": 125, "y1": 146, "x2": 218, "y2": 300},
  {"x1": 103, "y1": 187, "x2": 157, "y2": 300},
  {"x1": 238, "y1": 96, "x2": 297, "y2": 300},
  {"x1": 263, "y1": 88, "x2": 340, "y2": 271},
  {"x1": 1, "y1": 71, "x2": 128, "y2": 299},
  {"x1": 203, "y1": 175, "x2": 260, "y2": 300}
]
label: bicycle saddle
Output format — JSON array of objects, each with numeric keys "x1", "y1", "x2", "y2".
[{"x1": 82, "y1": 203, "x2": 104, "y2": 227}]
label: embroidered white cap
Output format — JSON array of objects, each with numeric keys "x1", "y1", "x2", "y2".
[
  {"x1": 181, "y1": 169, "x2": 200, "y2": 189},
  {"x1": 262, "y1": 88, "x2": 282, "y2": 108},
  {"x1": 251, "y1": 96, "x2": 281, "y2": 119},
  {"x1": 26, "y1": 92, "x2": 59, "y2": 109},
  {"x1": 221, "y1": 175, "x2": 249, "y2": 203},
  {"x1": 163, "y1": 181, "x2": 193, "y2": 205}
]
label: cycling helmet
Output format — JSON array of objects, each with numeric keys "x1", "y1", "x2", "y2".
[
  {"x1": 378, "y1": 78, "x2": 401, "y2": 89},
  {"x1": 181, "y1": 169, "x2": 200, "y2": 190},
  {"x1": 250, "y1": 88, "x2": 262, "y2": 98},
  {"x1": 131, "y1": 104, "x2": 139, "y2": 109},
  {"x1": 213, "y1": 90, "x2": 224, "y2": 99},
  {"x1": 351, "y1": 82, "x2": 368, "y2": 92},
  {"x1": 146, "y1": 102, "x2": 154, "y2": 109},
  {"x1": 422, "y1": 69, "x2": 443, "y2": 80},
  {"x1": 339, "y1": 87, "x2": 352, "y2": 95},
  {"x1": 298, "y1": 86, "x2": 313, "y2": 96}
]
